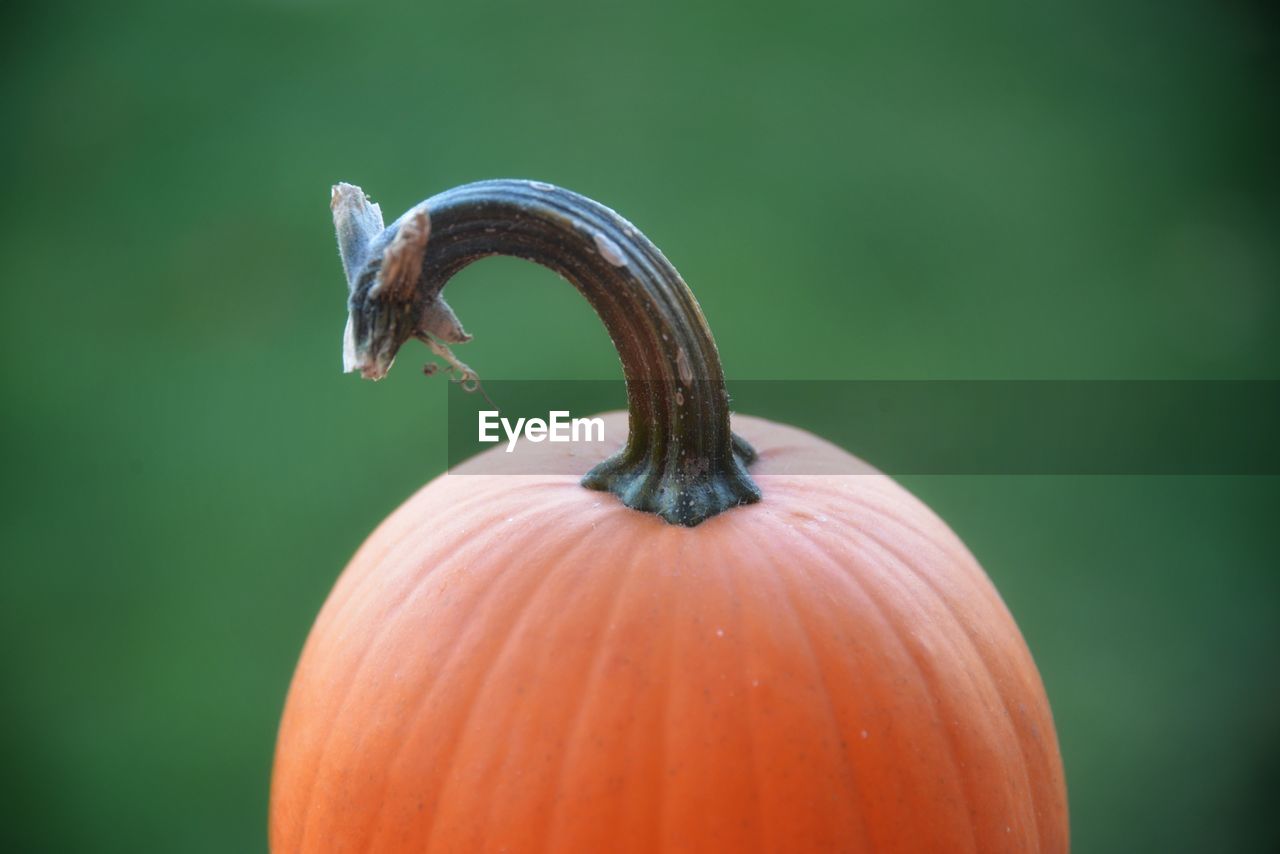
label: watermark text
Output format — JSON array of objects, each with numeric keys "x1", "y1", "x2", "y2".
[{"x1": 478, "y1": 410, "x2": 606, "y2": 452}]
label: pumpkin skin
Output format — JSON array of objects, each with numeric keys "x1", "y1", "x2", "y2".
[{"x1": 270, "y1": 412, "x2": 1067, "y2": 853}]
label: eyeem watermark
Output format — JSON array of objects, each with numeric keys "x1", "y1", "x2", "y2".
[
  {"x1": 478, "y1": 410, "x2": 607, "y2": 452},
  {"x1": 451, "y1": 380, "x2": 1280, "y2": 474}
]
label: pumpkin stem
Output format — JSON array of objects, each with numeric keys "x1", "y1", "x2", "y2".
[{"x1": 332, "y1": 179, "x2": 761, "y2": 526}]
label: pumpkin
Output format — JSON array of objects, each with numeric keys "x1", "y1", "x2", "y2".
[{"x1": 270, "y1": 180, "x2": 1068, "y2": 852}]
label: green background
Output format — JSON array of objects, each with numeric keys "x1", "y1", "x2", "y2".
[{"x1": 3, "y1": 0, "x2": 1276, "y2": 851}]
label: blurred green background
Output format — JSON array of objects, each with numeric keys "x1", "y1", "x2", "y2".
[{"x1": 2, "y1": 0, "x2": 1277, "y2": 851}]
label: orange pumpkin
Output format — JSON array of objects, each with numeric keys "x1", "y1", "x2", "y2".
[{"x1": 271, "y1": 180, "x2": 1067, "y2": 852}]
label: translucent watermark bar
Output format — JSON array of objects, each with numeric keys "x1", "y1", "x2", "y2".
[{"x1": 445, "y1": 380, "x2": 1280, "y2": 475}]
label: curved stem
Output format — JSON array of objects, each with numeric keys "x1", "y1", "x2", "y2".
[{"x1": 333, "y1": 179, "x2": 760, "y2": 526}]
